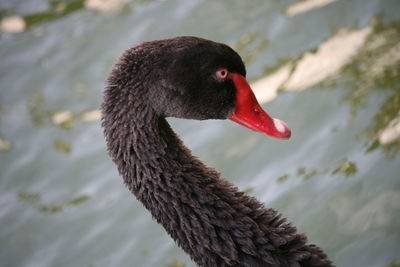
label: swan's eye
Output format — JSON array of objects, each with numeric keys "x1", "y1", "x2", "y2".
[{"x1": 216, "y1": 68, "x2": 229, "y2": 80}]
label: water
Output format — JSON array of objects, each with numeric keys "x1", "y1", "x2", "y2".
[{"x1": 0, "y1": 0, "x2": 399, "y2": 266}]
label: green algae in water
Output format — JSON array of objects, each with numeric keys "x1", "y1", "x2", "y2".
[
  {"x1": 54, "y1": 138, "x2": 72, "y2": 154},
  {"x1": 166, "y1": 259, "x2": 186, "y2": 267},
  {"x1": 363, "y1": 91, "x2": 400, "y2": 158},
  {"x1": 0, "y1": 136, "x2": 12, "y2": 151},
  {"x1": 276, "y1": 174, "x2": 290, "y2": 183},
  {"x1": 385, "y1": 261, "x2": 400, "y2": 267},
  {"x1": 303, "y1": 169, "x2": 318, "y2": 180},
  {"x1": 231, "y1": 32, "x2": 270, "y2": 65},
  {"x1": 39, "y1": 203, "x2": 65, "y2": 214},
  {"x1": 19, "y1": 190, "x2": 90, "y2": 214},
  {"x1": 296, "y1": 167, "x2": 319, "y2": 180},
  {"x1": 19, "y1": 191, "x2": 41, "y2": 203},
  {"x1": 68, "y1": 195, "x2": 90, "y2": 205},
  {"x1": 340, "y1": 19, "x2": 400, "y2": 157},
  {"x1": 297, "y1": 167, "x2": 306, "y2": 176},
  {"x1": 331, "y1": 158, "x2": 358, "y2": 177},
  {"x1": 28, "y1": 91, "x2": 75, "y2": 129},
  {"x1": 263, "y1": 57, "x2": 294, "y2": 76},
  {"x1": 51, "y1": 110, "x2": 75, "y2": 129},
  {"x1": 141, "y1": 248, "x2": 149, "y2": 256},
  {"x1": 28, "y1": 91, "x2": 51, "y2": 127},
  {"x1": 24, "y1": 0, "x2": 85, "y2": 28},
  {"x1": 39, "y1": 195, "x2": 90, "y2": 214}
]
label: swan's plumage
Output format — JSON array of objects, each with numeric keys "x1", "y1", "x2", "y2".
[{"x1": 102, "y1": 36, "x2": 332, "y2": 267}]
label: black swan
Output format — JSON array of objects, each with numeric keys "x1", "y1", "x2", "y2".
[{"x1": 102, "y1": 36, "x2": 332, "y2": 267}]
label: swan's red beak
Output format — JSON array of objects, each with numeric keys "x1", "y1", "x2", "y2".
[{"x1": 228, "y1": 73, "x2": 291, "y2": 139}]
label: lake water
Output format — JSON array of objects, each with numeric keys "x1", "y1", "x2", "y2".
[{"x1": 0, "y1": 0, "x2": 399, "y2": 266}]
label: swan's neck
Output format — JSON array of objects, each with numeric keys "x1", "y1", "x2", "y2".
[
  {"x1": 102, "y1": 84, "x2": 332, "y2": 267},
  {"x1": 103, "y1": 96, "x2": 227, "y2": 265}
]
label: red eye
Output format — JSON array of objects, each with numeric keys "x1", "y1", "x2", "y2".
[{"x1": 216, "y1": 68, "x2": 229, "y2": 80}]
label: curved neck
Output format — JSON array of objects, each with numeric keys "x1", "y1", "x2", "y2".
[
  {"x1": 102, "y1": 87, "x2": 209, "y2": 194},
  {"x1": 102, "y1": 81, "x2": 332, "y2": 267}
]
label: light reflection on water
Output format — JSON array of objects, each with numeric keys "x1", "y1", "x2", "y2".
[{"x1": 0, "y1": 0, "x2": 399, "y2": 267}]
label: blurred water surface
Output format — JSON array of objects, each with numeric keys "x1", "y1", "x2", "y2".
[{"x1": 0, "y1": 0, "x2": 399, "y2": 266}]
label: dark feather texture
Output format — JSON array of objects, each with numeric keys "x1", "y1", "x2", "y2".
[{"x1": 102, "y1": 36, "x2": 333, "y2": 267}]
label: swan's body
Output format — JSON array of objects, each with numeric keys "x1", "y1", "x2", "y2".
[{"x1": 102, "y1": 36, "x2": 332, "y2": 267}]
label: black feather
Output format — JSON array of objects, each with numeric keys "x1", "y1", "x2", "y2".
[{"x1": 102, "y1": 36, "x2": 333, "y2": 267}]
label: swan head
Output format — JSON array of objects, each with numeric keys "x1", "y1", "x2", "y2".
[{"x1": 110, "y1": 36, "x2": 291, "y2": 139}]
